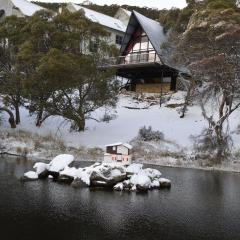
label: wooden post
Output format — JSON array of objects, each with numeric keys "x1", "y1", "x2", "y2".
[{"x1": 160, "y1": 71, "x2": 163, "y2": 107}]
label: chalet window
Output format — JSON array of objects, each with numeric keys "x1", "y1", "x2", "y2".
[
  {"x1": 116, "y1": 35, "x2": 123, "y2": 45},
  {"x1": 113, "y1": 146, "x2": 116, "y2": 151},
  {"x1": 89, "y1": 39, "x2": 99, "y2": 53}
]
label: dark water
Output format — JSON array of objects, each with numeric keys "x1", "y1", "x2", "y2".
[{"x1": 0, "y1": 156, "x2": 240, "y2": 240}]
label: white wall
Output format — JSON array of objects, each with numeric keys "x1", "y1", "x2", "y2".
[
  {"x1": 0, "y1": 0, "x2": 24, "y2": 19},
  {"x1": 117, "y1": 145, "x2": 129, "y2": 155}
]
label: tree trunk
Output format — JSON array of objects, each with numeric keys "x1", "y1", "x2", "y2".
[
  {"x1": 15, "y1": 105, "x2": 20, "y2": 125},
  {"x1": 77, "y1": 118, "x2": 85, "y2": 131},
  {"x1": 71, "y1": 115, "x2": 86, "y2": 132},
  {"x1": 0, "y1": 107, "x2": 16, "y2": 128},
  {"x1": 36, "y1": 110, "x2": 43, "y2": 127}
]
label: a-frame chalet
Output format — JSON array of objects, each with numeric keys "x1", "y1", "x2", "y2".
[{"x1": 105, "y1": 11, "x2": 179, "y2": 93}]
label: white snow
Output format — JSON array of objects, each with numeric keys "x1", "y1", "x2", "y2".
[
  {"x1": 33, "y1": 162, "x2": 49, "y2": 174},
  {"x1": 130, "y1": 170, "x2": 151, "y2": 188},
  {"x1": 105, "y1": 142, "x2": 132, "y2": 149},
  {"x1": 111, "y1": 168, "x2": 122, "y2": 177},
  {"x1": 143, "y1": 168, "x2": 162, "y2": 179},
  {"x1": 159, "y1": 178, "x2": 171, "y2": 184},
  {"x1": 69, "y1": 3, "x2": 126, "y2": 32},
  {"x1": 126, "y1": 163, "x2": 143, "y2": 174},
  {"x1": 113, "y1": 182, "x2": 124, "y2": 191},
  {"x1": 76, "y1": 169, "x2": 91, "y2": 185},
  {"x1": 24, "y1": 171, "x2": 38, "y2": 179},
  {"x1": 60, "y1": 166, "x2": 78, "y2": 177},
  {"x1": 0, "y1": 93, "x2": 209, "y2": 149},
  {"x1": 48, "y1": 154, "x2": 74, "y2": 172},
  {"x1": 151, "y1": 179, "x2": 160, "y2": 188},
  {"x1": 11, "y1": 0, "x2": 44, "y2": 16}
]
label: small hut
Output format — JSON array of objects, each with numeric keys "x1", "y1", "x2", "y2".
[{"x1": 104, "y1": 142, "x2": 133, "y2": 165}]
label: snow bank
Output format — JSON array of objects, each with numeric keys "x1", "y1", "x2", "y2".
[{"x1": 48, "y1": 154, "x2": 74, "y2": 172}]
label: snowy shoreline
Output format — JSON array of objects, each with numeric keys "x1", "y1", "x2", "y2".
[
  {"x1": 1, "y1": 93, "x2": 240, "y2": 174},
  {"x1": 1, "y1": 151, "x2": 240, "y2": 174}
]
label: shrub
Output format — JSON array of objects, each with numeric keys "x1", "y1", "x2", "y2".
[{"x1": 138, "y1": 126, "x2": 164, "y2": 142}]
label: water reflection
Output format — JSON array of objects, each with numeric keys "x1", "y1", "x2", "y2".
[{"x1": 0, "y1": 156, "x2": 240, "y2": 240}]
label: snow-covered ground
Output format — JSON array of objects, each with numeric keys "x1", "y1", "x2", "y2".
[
  {"x1": 1, "y1": 92, "x2": 240, "y2": 171},
  {"x1": 0, "y1": 92, "x2": 207, "y2": 148}
]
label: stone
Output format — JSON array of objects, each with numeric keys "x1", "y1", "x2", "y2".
[
  {"x1": 71, "y1": 178, "x2": 89, "y2": 188},
  {"x1": 58, "y1": 174, "x2": 74, "y2": 184},
  {"x1": 159, "y1": 178, "x2": 171, "y2": 189}
]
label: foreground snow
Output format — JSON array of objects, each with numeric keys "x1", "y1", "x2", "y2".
[{"x1": 23, "y1": 155, "x2": 171, "y2": 191}]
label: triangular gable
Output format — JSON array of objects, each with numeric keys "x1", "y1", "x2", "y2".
[{"x1": 120, "y1": 11, "x2": 166, "y2": 63}]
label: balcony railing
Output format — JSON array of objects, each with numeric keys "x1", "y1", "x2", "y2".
[{"x1": 103, "y1": 51, "x2": 161, "y2": 66}]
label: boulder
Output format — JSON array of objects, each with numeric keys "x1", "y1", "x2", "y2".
[
  {"x1": 58, "y1": 167, "x2": 78, "y2": 183},
  {"x1": 33, "y1": 162, "x2": 49, "y2": 179},
  {"x1": 126, "y1": 163, "x2": 143, "y2": 176},
  {"x1": 48, "y1": 154, "x2": 74, "y2": 173},
  {"x1": 21, "y1": 171, "x2": 38, "y2": 181},
  {"x1": 159, "y1": 178, "x2": 171, "y2": 189},
  {"x1": 122, "y1": 179, "x2": 132, "y2": 190},
  {"x1": 91, "y1": 180, "x2": 109, "y2": 188},
  {"x1": 58, "y1": 174, "x2": 74, "y2": 184},
  {"x1": 151, "y1": 179, "x2": 160, "y2": 189},
  {"x1": 90, "y1": 165, "x2": 127, "y2": 187},
  {"x1": 71, "y1": 178, "x2": 89, "y2": 188},
  {"x1": 113, "y1": 182, "x2": 124, "y2": 191},
  {"x1": 136, "y1": 184, "x2": 149, "y2": 192}
]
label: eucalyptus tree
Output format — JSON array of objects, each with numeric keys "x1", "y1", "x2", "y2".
[{"x1": 0, "y1": 16, "x2": 29, "y2": 124}]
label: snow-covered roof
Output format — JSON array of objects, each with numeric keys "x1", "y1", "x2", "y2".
[
  {"x1": 11, "y1": 0, "x2": 44, "y2": 16},
  {"x1": 120, "y1": 11, "x2": 167, "y2": 63},
  {"x1": 105, "y1": 142, "x2": 133, "y2": 149},
  {"x1": 69, "y1": 3, "x2": 126, "y2": 32}
]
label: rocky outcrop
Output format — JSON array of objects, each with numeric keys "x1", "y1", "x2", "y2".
[{"x1": 23, "y1": 155, "x2": 171, "y2": 193}]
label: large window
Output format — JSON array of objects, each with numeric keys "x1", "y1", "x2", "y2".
[{"x1": 124, "y1": 30, "x2": 159, "y2": 64}]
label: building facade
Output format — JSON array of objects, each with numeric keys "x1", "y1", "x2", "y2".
[
  {"x1": 65, "y1": 3, "x2": 127, "y2": 49},
  {"x1": 105, "y1": 11, "x2": 179, "y2": 94},
  {"x1": 0, "y1": 0, "x2": 44, "y2": 20}
]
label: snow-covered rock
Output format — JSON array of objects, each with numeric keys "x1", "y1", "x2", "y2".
[
  {"x1": 22, "y1": 158, "x2": 171, "y2": 192},
  {"x1": 130, "y1": 171, "x2": 152, "y2": 191},
  {"x1": 159, "y1": 178, "x2": 171, "y2": 188},
  {"x1": 126, "y1": 163, "x2": 143, "y2": 175},
  {"x1": 113, "y1": 182, "x2": 124, "y2": 191},
  {"x1": 22, "y1": 171, "x2": 38, "y2": 181},
  {"x1": 48, "y1": 154, "x2": 74, "y2": 173},
  {"x1": 33, "y1": 162, "x2": 49, "y2": 178},
  {"x1": 58, "y1": 167, "x2": 78, "y2": 183},
  {"x1": 143, "y1": 168, "x2": 162, "y2": 180}
]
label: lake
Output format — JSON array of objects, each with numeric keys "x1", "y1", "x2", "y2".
[{"x1": 0, "y1": 156, "x2": 240, "y2": 240}]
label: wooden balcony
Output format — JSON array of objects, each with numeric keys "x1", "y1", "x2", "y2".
[{"x1": 103, "y1": 51, "x2": 162, "y2": 68}]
